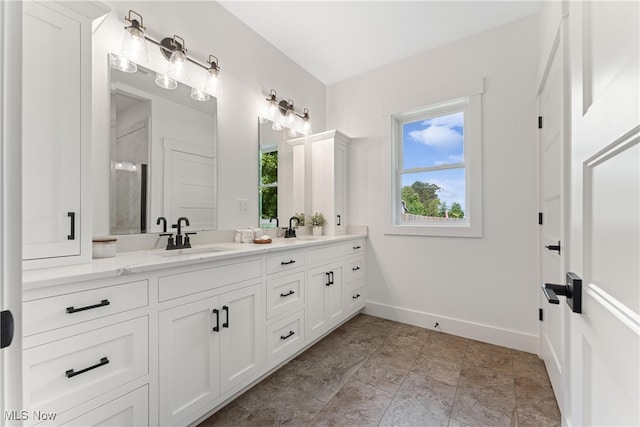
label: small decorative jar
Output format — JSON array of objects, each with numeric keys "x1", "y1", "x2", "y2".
[{"x1": 92, "y1": 237, "x2": 117, "y2": 259}]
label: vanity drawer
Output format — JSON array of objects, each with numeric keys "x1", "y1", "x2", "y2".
[
  {"x1": 345, "y1": 240, "x2": 365, "y2": 255},
  {"x1": 23, "y1": 280, "x2": 148, "y2": 336},
  {"x1": 266, "y1": 272, "x2": 305, "y2": 319},
  {"x1": 23, "y1": 316, "x2": 148, "y2": 415},
  {"x1": 59, "y1": 385, "x2": 148, "y2": 427},
  {"x1": 306, "y1": 244, "x2": 343, "y2": 265},
  {"x1": 265, "y1": 251, "x2": 305, "y2": 275},
  {"x1": 159, "y1": 258, "x2": 262, "y2": 301},
  {"x1": 266, "y1": 310, "x2": 305, "y2": 365},
  {"x1": 345, "y1": 283, "x2": 365, "y2": 313},
  {"x1": 345, "y1": 257, "x2": 364, "y2": 284}
]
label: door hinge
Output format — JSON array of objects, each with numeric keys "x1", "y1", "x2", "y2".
[
  {"x1": 538, "y1": 212, "x2": 543, "y2": 225},
  {"x1": 539, "y1": 308, "x2": 543, "y2": 321},
  {"x1": 538, "y1": 116, "x2": 543, "y2": 129}
]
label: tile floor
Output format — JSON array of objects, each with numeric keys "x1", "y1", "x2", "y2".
[{"x1": 199, "y1": 314, "x2": 560, "y2": 426}]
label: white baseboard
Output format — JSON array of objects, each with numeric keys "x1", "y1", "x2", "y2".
[{"x1": 363, "y1": 301, "x2": 539, "y2": 354}]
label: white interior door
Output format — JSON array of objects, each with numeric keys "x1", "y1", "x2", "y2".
[
  {"x1": 538, "y1": 29, "x2": 565, "y2": 409},
  {"x1": 1, "y1": 1, "x2": 23, "y2": 424},
  {"x1": 566, "y1": 1, "x2": 639, "y2": 425}
]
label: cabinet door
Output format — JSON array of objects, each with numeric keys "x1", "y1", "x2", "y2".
[
  {"x1": 219, "y1": 283, "x2": 264, "y2": 394},
  {"x1": 334, "y1": 142, "x2": 347, "y2": 234},
  {"x1": 158, "y1": 297, "x2": 220, "y2": 426},
  {"x1": 307, "y1": 265, "x2": 330, "y2": 341},
  {"x1": 22, "y1": 2, "x2": 81, "y2": 260},
  {"x1": 326, "y1": 264, "x2": 344, "y2": 324}
]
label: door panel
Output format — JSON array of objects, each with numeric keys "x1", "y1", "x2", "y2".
[
  {"x1": 568, "y1": 0, "x2": 639, "y2": 425},
  {"x1": 538, "y1": 30, "x2": 565, "y2": 406}
]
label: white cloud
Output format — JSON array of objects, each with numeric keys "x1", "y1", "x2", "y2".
[
  {"x1": 421, "y1": 111, "x2": 463, "y2": 128},
  {"x1": 434, "y1": 154, "x2": 464, "y2": 166},
  {"x1": 429, "y1": 177, "x2": 466, "y2": 209},
  {"x1": 408, "y1": 125, "x2": 462, "y2": 148}
]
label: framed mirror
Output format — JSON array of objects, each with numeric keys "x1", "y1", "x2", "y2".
[
  {"x1": 110, "y1": 60, "x2": 217, "y2": 234},
  {"x1": 259, "y1": 119, "x2": 306, "y2": 228}
]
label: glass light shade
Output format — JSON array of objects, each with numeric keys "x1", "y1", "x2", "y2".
[
  {"x1": 204, "y1": 70, "x2": 221, "y2": 97},
  {"x1": 302, "y1": 119, "x2": 311, "y2": 136},
  {"x1": 155, "y1": 73, "x2": 177, "y2": 90},
  {"x1": 190, "y1": 87, "x2": 210, "y2": 102},
  {"x1": 167, "y1": 50, "x2": 190, "y2": 81},
  {"x1": 110, "y1": 53, "x2": 137, "y2": 73},
  {"x1": 121, "y1": 26, "x2": 149, "y2": 63},
  {"x1": 286, "y1": 109, "x2": 296, "y2": 127}
]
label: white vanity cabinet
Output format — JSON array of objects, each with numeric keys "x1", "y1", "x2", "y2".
[
  {"x1": 344, "y1": 241, "x2": 366, "y2": 314},
  {"x1": 157, "y1": 261, "x2": 265, "y2": 426},
  {"x1": 309, "y1": 130, "x2": 350, "y2": 235},
  {"x1": 21, "y1": 276, "x2": 150, "y2": 427},
  {"x1": 264, "y1": 250, "x2": 307, "y2": 366},
  {"x1": 23, "y1": 236, "x2": 366, "y2": 427},
  {"x1": 22, "y1": 1, "x2": 107, "y2": 268},
  {"x1": 306, "y1": 244, "x2": 350, "y2": 342}
]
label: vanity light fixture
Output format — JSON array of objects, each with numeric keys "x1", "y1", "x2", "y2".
[
  {"x1": 113, "y1": 9, "x2": 221, "y2": 100},
  {"x1": 260, "y1": 89, "x2": 311, "y2": 136}
]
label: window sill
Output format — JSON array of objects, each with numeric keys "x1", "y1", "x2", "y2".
[{"x1": 384, "y1": 223, "x2": 482, "y2": 238}]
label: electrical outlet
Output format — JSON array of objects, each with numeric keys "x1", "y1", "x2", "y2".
[{"x1": 238, "y1": 198, "x2": 248, "y2": 214}]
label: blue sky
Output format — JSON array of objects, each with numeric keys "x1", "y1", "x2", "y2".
[{"x1": 402, "y1": 111, "x2": 466, "y2": 210}]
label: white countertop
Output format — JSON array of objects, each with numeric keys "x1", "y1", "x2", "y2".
[{"x1": 23, "y1": 234, "x2": 366, "y2": 289}]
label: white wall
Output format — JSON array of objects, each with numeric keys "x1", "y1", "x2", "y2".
[
  {"x1": 327, "y1": 15, "x2": 540, "y2": 351},
  {"x1": 92, "y1": 1, "x2": 326, "y2": 235}
]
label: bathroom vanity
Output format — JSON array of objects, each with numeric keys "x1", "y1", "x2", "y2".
[{"x1": 22, "y1": 235, "x2": 366, "y2": 426}]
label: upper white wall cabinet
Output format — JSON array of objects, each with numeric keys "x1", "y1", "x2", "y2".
[
  {"x1": 307, "y1": 130, "x2": 350, "y2": 235},
  {"x1": 22, "y1": 1, "x2": 108, "y2": 269}
]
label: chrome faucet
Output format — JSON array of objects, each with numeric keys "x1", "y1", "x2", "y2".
[{"x1": 285, "y1": 216, "x2": 300, "y2": 238}]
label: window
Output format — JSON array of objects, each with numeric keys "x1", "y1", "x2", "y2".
[
  {"x1": 390, "y1": 96, "x2": 482, "y2": 237},
  {"x1": 260, "y1": 147, "x2": 278, "y2": 226}
]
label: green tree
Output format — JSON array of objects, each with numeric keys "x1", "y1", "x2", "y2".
[
  {"x1": 260, "y1": 151, "x2": 278, "y2": 219},
  {"x1": 401, "y1": 181, "x2": 444, "y2": 216},
  {"x1": 449, "y1": 202, "x2": 465, "y2": 219}
]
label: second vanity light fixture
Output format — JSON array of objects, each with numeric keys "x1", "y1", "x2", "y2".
[
  {"x1": 111, "y1": 10, "x2": 221, "y2": 101},
  {"x1": 260, "y1": 89, "x2": 311, "y2": 136}
]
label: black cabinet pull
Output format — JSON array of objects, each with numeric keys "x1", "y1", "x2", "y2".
[
  {"x1": 212, "y1": 308, "x2": 220, "y2": 332},
  {"x1": 280, "y1": 330, "x2": 295, "y2": 340},
  {"x1": 353, "y1": 245, "x2": 361, "y2": 250},
  {"x1": 222, "y1": 305, "x2": 229, "y2": 328},
  {"x1": 325, "y1": 272, "x2": 331, "y2": 286},
  {"x1": 329, "y1": 271, "x2": 334, "y2": 285},
  {"x1": 337, "y1": 215, "x2": 341, "y2": 226},
  {"x1": 66, "y1": 357, "x2": 109, "y2": 378},
  {"x1": 545, "y1": 241, "x2": 561, "y2": 254},
  {"x1": 352, "y1": 294, "x2": 361, "y2": 299},
  {"x1": 67, "y1": 212, "x2": 75, "y2": 240},
  {"x1": 66, "y1": 299, "x2": 110, "y2": 314},
  {"x1": 280, "y1": 259, "x2": 296, "y2": 265},
  {"x1": 280, "y1": 290, "x2": 295, "y2": 298},
  {"x1": 352, "y1": 266, "x2": 361, "y2": 271}
]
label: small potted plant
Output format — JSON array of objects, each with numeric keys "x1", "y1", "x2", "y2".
[{"x1": 310, "y1": 212, "x2": 326, "y2": 236}]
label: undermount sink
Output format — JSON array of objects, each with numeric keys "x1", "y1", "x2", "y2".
[{"x1": 153, "y1": 246, "x2": 235, "y2": 257}]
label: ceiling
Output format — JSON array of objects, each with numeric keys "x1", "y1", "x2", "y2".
[{"x1": 218, "y1": 1, "x2": 540, "y2": 85}]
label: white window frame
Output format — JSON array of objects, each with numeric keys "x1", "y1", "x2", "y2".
[{"x1": 388, "y1": 94, "x2": 483, "y2": 237}]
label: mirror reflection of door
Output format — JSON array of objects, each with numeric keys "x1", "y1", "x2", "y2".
[{"x1": 110, "y1": 91, "x2": 150, "y2": 234}]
